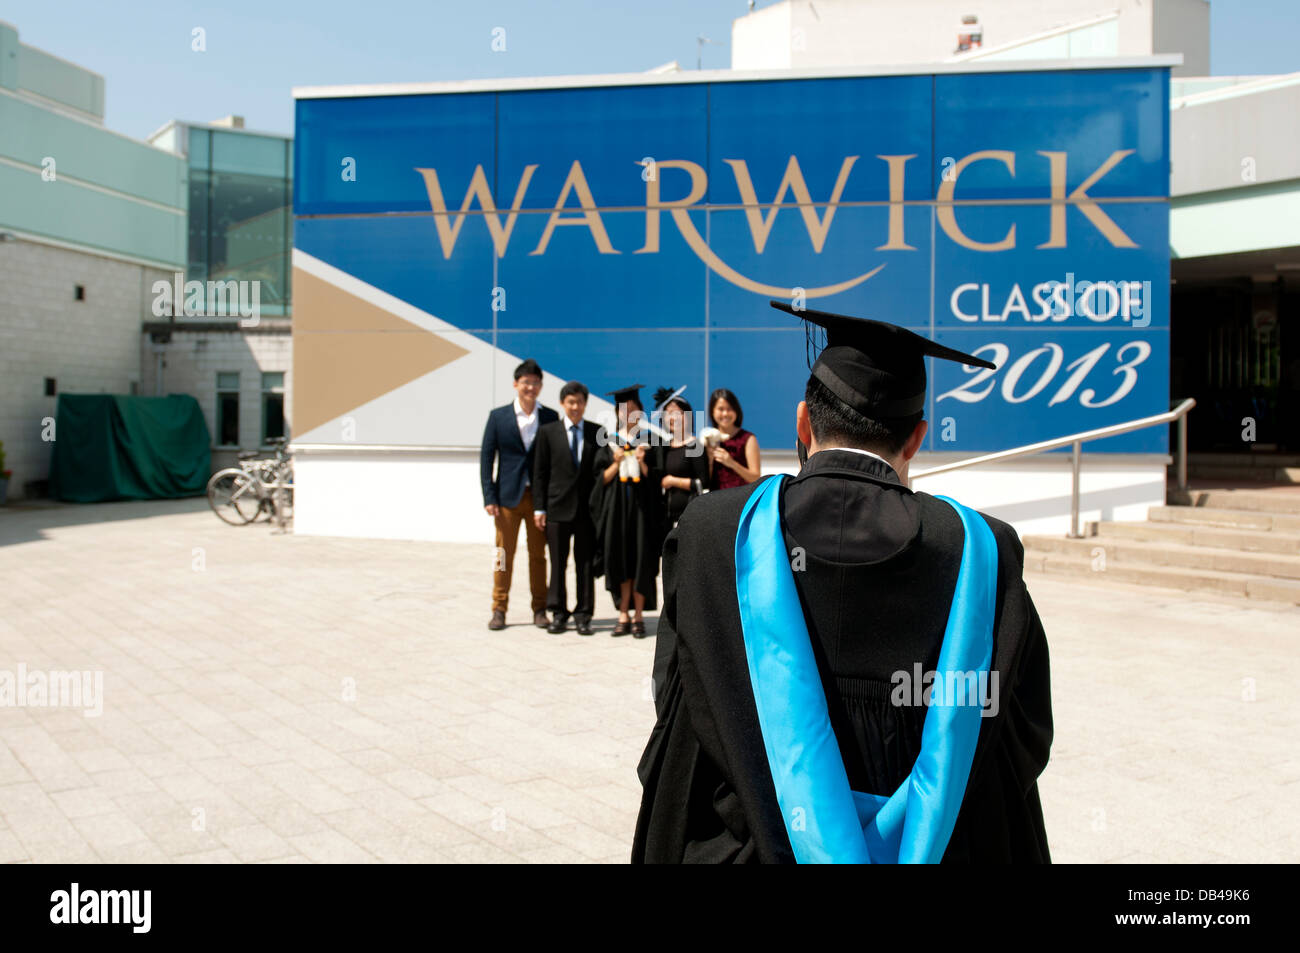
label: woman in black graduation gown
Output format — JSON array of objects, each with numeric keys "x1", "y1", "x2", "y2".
[
  {"x1": 648, "y1": 387, "x2": 710, "y2": 531},
  {"x1": 589, "y1": 386, "x2": 663, "y2": 637}
]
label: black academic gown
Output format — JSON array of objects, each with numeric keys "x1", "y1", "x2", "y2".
[
  {"x1": 632, "y1": 448, "x2": 1052, "y2": 863},
  {"x1": 648, "y1": 441, "x2": 710, "y2": 529},
  {"x1": 590, "y1": 441, "x2": 663, "y2": 611}
]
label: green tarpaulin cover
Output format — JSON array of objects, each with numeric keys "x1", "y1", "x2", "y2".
[{"x1": 49, "y1": 395, "x2": 211, "y2": 502}]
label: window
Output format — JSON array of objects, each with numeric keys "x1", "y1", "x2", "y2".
[
  {"x1": 261, "y1": 371, "x2": 285, "y2": 444},
  {"x1": 216, "y1": 372, "x2": 240, "y2": 446},
  {"x1": 188, "y1": 128, "x2": 292, "y2": 315}
]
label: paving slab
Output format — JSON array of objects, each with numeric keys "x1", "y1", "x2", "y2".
[{"x1": 1, "y1": 498, "x2": 1297, "y2": 863}]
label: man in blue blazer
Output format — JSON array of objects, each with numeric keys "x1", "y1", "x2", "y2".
[{"x1": 481, "y1": 359, "x2": 559, "y2": 630}]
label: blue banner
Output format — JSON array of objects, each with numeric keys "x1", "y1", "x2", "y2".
[{"x1": 295, "y1": 65, "x2": 1170, "y2": 452}]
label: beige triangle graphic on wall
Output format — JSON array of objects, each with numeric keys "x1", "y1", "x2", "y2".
[{"x1": 292, "y1": 266, "x2": 470, "y2": 436}]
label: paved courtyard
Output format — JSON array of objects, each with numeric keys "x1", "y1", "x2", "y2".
[{"x1": 1, "y1": 497, "x2": 1296, "y2": 863}]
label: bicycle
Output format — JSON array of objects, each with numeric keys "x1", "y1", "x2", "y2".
[{"x1": 206, "y1": 437, "x2": 294, "y2": 527}]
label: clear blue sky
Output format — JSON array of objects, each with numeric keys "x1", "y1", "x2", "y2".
[{"x1": 9, "y1": 0, "x2": 1299, "y2": 140}]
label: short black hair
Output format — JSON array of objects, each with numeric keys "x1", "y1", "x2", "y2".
[
  {"x1": 655, "y1": 397, "x2": 694, "y2": 437},
  {"x1": 708, "y1": 388, "x2": 743, "y2": 428},
  {"x1": 514, "y1": 359, "x2": 543, "y2": 381},
  {"x1": 804, "y1": 376, "x2": 921, "y2": 457},
  {"x1": 559, "y1": 380, "x2": 589, "y2": 401}
]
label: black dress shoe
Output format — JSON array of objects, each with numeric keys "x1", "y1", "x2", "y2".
[
  {"x1": 575, "y1": 619, "x2": 593, "y2": 636},
  {"x1": 488, "y1": 610, "x2": 506, "y2": 630},
  {"x1": 547, "y1": 615, "x2": 569, "y2": 634},
  {"x1": 631, "y1": 620, "x2": 647, "y2": 638},
  {"x1": 612, "y1": 619, "x2": 631, "y2": 637},
  {"x1": 534, "y1": 610, "x2": 549, "y2": 628}
]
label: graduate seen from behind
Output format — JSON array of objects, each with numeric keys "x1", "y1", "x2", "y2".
[
  {"x1": 589, "y1": 385, "x2": 664, "y2": 638},
  {"x1": 632, "y1": 301, "x2": 1052, "y2": 864}
]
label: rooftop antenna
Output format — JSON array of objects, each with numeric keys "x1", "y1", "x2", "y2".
[{"x1": 697, "y1": 34, "x2": 725, "y2": 69}]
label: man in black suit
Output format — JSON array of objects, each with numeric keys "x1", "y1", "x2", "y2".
[
  {"x1": 532, "y1": 381, "x2": 602, "y2": 636},
  {"x1": 481, "y1": 359, "x2": 559, "y2": 630}
]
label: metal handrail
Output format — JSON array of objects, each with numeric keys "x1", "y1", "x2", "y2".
[
  {"x1": 911, "y1": 398, "x2": 1196, "y2": 538},
  {"x1": 289, "y1": 443, "x2": 472, "y2": 453}
]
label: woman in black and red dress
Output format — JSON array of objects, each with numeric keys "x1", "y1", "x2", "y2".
[{"x1": 707, "y1": 388, "x2": 761, "y2": 491}]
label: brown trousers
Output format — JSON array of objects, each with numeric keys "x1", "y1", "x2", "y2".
[{"x1": 492, "y1": 486, "x2": 548, "y2": 614}]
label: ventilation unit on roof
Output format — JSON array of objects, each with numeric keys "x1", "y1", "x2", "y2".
[{"x1": 956, "y1": 14, "x2": 983, "y2": 53}]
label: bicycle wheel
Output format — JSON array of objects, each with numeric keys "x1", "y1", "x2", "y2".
[
  {"x1": 242, "y1": 462, "x2": 275, "y2": 521},
  {"x1": 207, "y1": 469, "x2": 263, "y2": 525},
  {"x1": 253, "y1": 480, "x2": 275, "y2": 521},
  {"x1": 275, "y1": 486, "x2": 293, "y2": 521},
  {"x1": 263, "y1": 462, "x2": 293, "y2": 522}
]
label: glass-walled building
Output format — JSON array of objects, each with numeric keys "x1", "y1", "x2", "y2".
[
  {"x1": 151, "y1": 117, "x2": 293, "y2": 316},
  {"x1": 145, "y1": 117, "x2": 294, "y2": 467}
]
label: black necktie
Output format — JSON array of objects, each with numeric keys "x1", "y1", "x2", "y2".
[{"x1": 570, "y1": 424, "x2": 579, "y2": 466}]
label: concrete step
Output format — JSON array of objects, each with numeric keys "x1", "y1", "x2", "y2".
[
  {"x1": 1023, "y1": 552, "x2": 1300, "y2": 605},
  {"x1": 1189, "y1": 452, "x2": 1300, "y2": 467},
  {"x1": 1188, "y1": 464, "x2": 1300, "y2": 484},
  {"x1": 1090, "y1": 519, "x2": 1300, "y2": 555},
  {"x1": 1167, "y1": 489, "x2": 1300, "y2": 516},
  {"x1": 1148, "y1": 506, "x2": 1300, "y2": 533},
  {"x1": 1024, "y1": 534, "x2": 1300, "y2": 580}
]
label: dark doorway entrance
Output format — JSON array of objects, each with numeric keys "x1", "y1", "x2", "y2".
[{"x1": 1171, "y1": 250, "x2": 1300, "y2": 457}]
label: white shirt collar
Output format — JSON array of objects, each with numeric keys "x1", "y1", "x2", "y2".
[
  {"x1": 815, "y1": 445, "x2": 897, "y2": 472},
  {"x1": 513, "y1": 396, "x2": 537, "y2": 420}
]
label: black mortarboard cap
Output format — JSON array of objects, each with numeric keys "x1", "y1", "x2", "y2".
[
  {"x1": 770, "y1": 300, "x2": 997, "y2": 418},
  {"x1": 605, "y1": 383, "x2": 644, "y2": 405}
]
